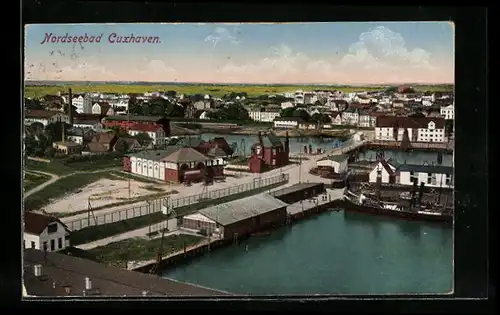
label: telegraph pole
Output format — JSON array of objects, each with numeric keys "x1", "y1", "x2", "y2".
[{"x1": 127, "y1": 103, "x2": 131, "y2": 201}]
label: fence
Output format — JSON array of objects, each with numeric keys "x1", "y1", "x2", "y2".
[{"x1": 65, "y1": 173, "x2": 290, "y2": 231}]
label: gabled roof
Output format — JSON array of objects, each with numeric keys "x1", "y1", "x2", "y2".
[
  {"x1": 24, "y1": 212, "x2": 69, "y2": 235},
  {"x1": 129, "y1": 123, "x2": 163, "y2": 133},
  {"x1": 162, "y1": 147, "x2": 208, "y2": 163},
  {"x1": 319, "y1": 154, "x2": 349, "y2": 163},
  {"x1": 397, "y1": 164, "x2": 453, "y2": 175},
  {"x1": 376, "y1": 116, "x2": 445, "y2": 129}
]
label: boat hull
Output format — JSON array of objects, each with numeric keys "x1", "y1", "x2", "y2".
[{"x1": 341, "y1": 197, "x2": 453, "y2": 224}]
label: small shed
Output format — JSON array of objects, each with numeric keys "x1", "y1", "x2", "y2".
[
  {"x1": 270, "y1": 182, "x2": 325, "y2": 204},
  {"x1": 316, "y1": 154, "x2": 349, "y2": 174}
]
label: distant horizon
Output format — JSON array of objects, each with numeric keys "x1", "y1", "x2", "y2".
[
  {"x1": 25, "y1": 22, "x2": 454, "y2": 84},
  {"x1": 25, "y1": 80, "x2": 454, "y2": 87}
]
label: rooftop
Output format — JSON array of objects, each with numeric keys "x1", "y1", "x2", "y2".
[
  {"x1": 397, "y1": 164, "x2": 453, "y2": 175},
  {"x1": 23, "y1": 249, "x2": 231, "y2": 297},
  {"x1": 270, "y1": 182, "x2": 324, "y2": 198},
  {"x1": 198, "y1": 193, "x2": 288, "y2": 226}
]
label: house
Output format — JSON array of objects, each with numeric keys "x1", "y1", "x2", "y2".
[
  {"x1": 358, "y1": 111, "x2": 372, "y2": 127},
  {"x1": 392, "y1": 100, "x2": 406, "y2": 108},
  {"x1": 102, "y1": 115, "x2": 171, "y2": 137},
  {"x1": 298, "y1": 122, "x2": 316, "y2": 130},
  {"x1": 113, "y1": 137, "x2": 142, "y2": 152},
  {"x1": 280, "y1": 101, "x2": 295, "y2": 109},
  {"x1": 40, "y1": 94, "x2": 64, "y2": 106},
  {"x1": 352, "y1": 131, "x2": 364, "y2": 142},
  {"x1": 248, "y1": 132, "x2": 289, "y2": 173},
  {"x1": 123, "y1": 147, "x2": 225, "y2": 184},
  {"x1": 180, "y1": 193, "x2": 288, "y2": 239},
  {"x1": 194, "y1": 137, "x2": 234, "y2": 157},
  {"x1": 368, "y1": 160, "x2": 397, "y2": 184},
  {"x1": 198, "y1": 111, "x2": 210, "y2": 120},
  {"x1": 341, "y1": 107, "x2": 359, "y2": 126},
  {"x1": 329, "y1": 99, "x2": 349, "y2": 111},
  {"x1": 183, "y1": 102, "x2": 197, "y2": 119},
  {"x1": 374, "y1": 116, "x2": 446, "y2": 143},
  {"x1": 91, "y1": 102, "x2": 114, "y2": 116},
  {"x1": 24, "y1": 212, "x2": 71, "y2": 252},
  {"x1": 83, "y1": 131, "x2": 118, "y2": 154},
  {"x1": 72, "y1": 93, "x2": 93, "y2": 114},
  {"x1": 422, "y1": 99, "x2": 433, "y2": 107},
  {"x1": 248, "y1": 107, "x2": 281, "y2": 123},
  {"x1": 52, "y1": 141, "x2": 82, "y2": 155},
  {"x1": 329, "y1": 112, "x2": 342, "y2": 125},
  {"x1": 398, "y1": 164, "x2": 453, "y2": 188},
  {"x1": 193, "y1": 100, "x2": 211, "y2": 110},
  {"x1": 273, "y1": 117, "x2": 302, "y2": 129},
  {"x1": 25, "y1": 110, "x2": 70, "y2": 127},
  {"x1": 128, "y1": 124, "x2": 165, "y2": 146},
  {"x1": 316, "y1": 154, "x2": 349, "y2": 174},
  {"x1": 66, "y1": 127, "x2": 97, "y2": 144},
  {"x1": 440, "y1": 104, "x2": 454, "y2": 120},
  {"x1": 23, "y1": 248, "x2": 230, "y2": 297}
]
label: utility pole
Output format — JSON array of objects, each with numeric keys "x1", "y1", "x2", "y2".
[
  {"x1": 298, "y1": 153, "x2": 302, "y2": 183},
  {"x1": 127, "y1": 103, "x2": 131, "y2": 201}
]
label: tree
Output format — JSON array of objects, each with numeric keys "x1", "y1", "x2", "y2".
[
  {"x1": 311, "y1": 113, "x2": 331, "y2": 124},
  {"x1": 207, "y1": 104, "x2": 250, "y2": 121},
  {"x1": 165, "y1": 90, "x2": 177, "y2": 98},
  {"x1": 165, "y1": 103, "x2": 185, "y2": 117},
  {"x1": 110, "y1": 126, "x2": 129, "y2": 137},
  {"x1": 133, "y1": 132, "x2": 152, "y2": 146},
  {"x1": 24, "y1": 98, "x2": 43, "y2": 110},
  {"x1": 114, "y1": 140, "x2": 129, "y2": 153},
  {"x1": 44, "y1": 147, "x2": 56, "y2": 158},
  {"x1": 293, "y1": 109, "x2": 311, "y2": 122},
  {"x1": 45, "y1": 122, "x2": 72, "y2": 142},
  {"x1": 279, "y1": 107, "x2": 296, "y2": 118}
]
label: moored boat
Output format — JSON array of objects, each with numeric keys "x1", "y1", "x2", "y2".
[{"x1": 342, "y1": 190, "x2": 453, "y2": 224}]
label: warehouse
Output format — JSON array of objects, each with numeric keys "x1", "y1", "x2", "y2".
[
  {"x1": 181, "y1": 193, "x2": 289, "y2": 239},
  {"x1": 270, "y1": 182, "x2": 325, "y2": 204}
]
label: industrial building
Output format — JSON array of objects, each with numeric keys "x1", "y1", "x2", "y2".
[
  {"x1": 316, "y1": 154, "x2": 349, "y2": 174},
  {"x1": 270, "y1": 183, "x2": 326, "y2": 204},
  {"x1": 180, "y1": 193, "x2": 289, "y2": 239},
  {"x1": 23, "y1": 249, "x2": 232, "y2": 297}
]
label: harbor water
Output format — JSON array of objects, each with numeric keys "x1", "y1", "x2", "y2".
[
  {"x1": 162, "y1": 211, "x2": 453, "y2": 295},
  {"x1": 200, "y1": 133, "x2": 343, "y2": 155}
]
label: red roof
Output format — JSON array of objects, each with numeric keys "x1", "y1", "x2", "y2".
[
  {"x1": 129, "y1": 123, "x2": 163, "y2": 132},
  {"x1": 376, "y1": 116, "x2": 445, "y2": 129},
  {"x1": 24, "y1": 212, "x2": 68, "y2": 235}
]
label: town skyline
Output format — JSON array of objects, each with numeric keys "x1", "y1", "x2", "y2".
[{"x1": 25, "y1": 22, "x2": 455, "y2": 85}]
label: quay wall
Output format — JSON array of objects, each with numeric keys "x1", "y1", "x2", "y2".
[{"x1": 131, "y1": 199, "x2": 344, "y2": 275}]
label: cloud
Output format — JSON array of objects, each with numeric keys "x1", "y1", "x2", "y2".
[
  {"x1": 340, "y1": 26, "x2": 435, "y2": 71},
  {"x1": 204, "y1": 27, "x2": 239, "y2": 49}
]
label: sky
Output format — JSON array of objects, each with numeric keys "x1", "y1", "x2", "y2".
[{"x1": 25, "y1": 22, "x2": 454, "y2": 85}]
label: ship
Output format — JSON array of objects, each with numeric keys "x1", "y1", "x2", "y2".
[
  {"x1": 341, "y1": 190, "x2": 453, "y2": 223},
  {"x1": 341, "y1": 157, "x2": 453, "y2": 224}
]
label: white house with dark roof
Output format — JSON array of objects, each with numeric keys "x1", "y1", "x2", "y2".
[
  {"x1": 316, "y1": 154, "x2": 349, "y2": 174},
  {"x1": 273, "y1": 117, "x2": 302, "y2": 129},
  {"x1": 24, "y1": 212, "x2": 71, "y2": 252},
  {"x1": 398, "y1": 164, "x2": 453, "y2": 188},
  {"x1": 369, "y1": 160, "x2": 397, "y2": 184}
]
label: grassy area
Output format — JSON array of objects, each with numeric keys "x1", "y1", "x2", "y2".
[
  {"x1": 69, "y1": 181, "x2": 287, "y2": 245},
  {"x1": 24, "y1": 172, "x2": 52, "y2": 191},
  {"x1": 24, "y1": 171, "x2": 118, "y2": 211},
  {"x1": 25, "y1": 158, "x2": 122, "y2": 176},
  {"x1": 146, "y1": 228, "x2": 169, "y2": 238},
  {"x1": 62, "y1": 234, "x2": 204, "y2": 267},
  {"x1": 88, "y1": 235, "x2": 204, "y2": 267}
]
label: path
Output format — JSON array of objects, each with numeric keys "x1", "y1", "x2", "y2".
[{"x1": 24, "y1": 167, "x2": 121, "y2": 198}]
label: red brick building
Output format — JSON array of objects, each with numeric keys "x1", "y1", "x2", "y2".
[
  {"x1": 248, "y1": 132, "x2": 289, "y2": 173},
  {"x1": 123, "y1": 146, "x2": 225, "y2": 184},
  {"x1": 102, "y1": 115, "x2": 171, "y2": 137}
]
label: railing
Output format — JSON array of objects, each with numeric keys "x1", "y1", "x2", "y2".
[{"x1": 65, "y1": 173, "x2": 289, "y2": 231}]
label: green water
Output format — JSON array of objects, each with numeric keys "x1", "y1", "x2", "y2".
[{"x1": 162, "y1": 211, "x2": 453, "y2": 295}]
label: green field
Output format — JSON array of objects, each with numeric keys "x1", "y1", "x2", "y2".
[
  {"x1": 24, "y1": 172, "x2": 51, "y2": 191},
  {"x1": 24, "y1": 84, "x2": 454, "y2": 99}
]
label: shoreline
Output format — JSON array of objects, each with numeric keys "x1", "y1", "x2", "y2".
[{"x1": 197, "y1": 127, "x2": 351, "y2": 139}]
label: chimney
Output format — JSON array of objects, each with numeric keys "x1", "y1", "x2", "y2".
[
  {"x1": 84, "y1": 277, "x2": 92, "y2": 290},
  {"x1": 258, "y1": 131, "x2": 263, "y2": 146},
  {"x1": 33, "y1": 264, "x2": 42, "y2": 277},
  {"x1": 68, "y1": 88, "x2": 73, "y2": 126}
]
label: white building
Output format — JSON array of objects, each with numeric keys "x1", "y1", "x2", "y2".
[
  {"x1": 249, "y1": 109, "x2": 281, "y2": 123},
  {"x1": 128, "y1": 124, "x2": 165, "y2": 145},
  {"x1": 24, "y1": 212, "x2": 71, "y2": 252},
  {"x1": 72, "y1": 94, "x2": 93, "y2": 114},
  {"x1": 368, "y1": 160, "x2": 397, "y2": 184},
  {"x1": 316, "y1": 154, "x2": 349, "y2": 174},
  {"x1": 341, "y1": 108, "x2": 359, "y2": 126},
  {"x1": 280, "y1": 101, "x2": 295, "y2": 109},
  {"x1": 91, "y1": 102, "x2": 115, "y2": 116},
  {"x1": 358, "y1": 112, "x2": 372, "y2": 127},
  {"x1": 330, "y1": 112, "x2": 342, "y2": 125},
  {"x1": 375, "y1": 116, "x2": 446, "y2": 143},
  {"x1": 440, "y1": 104, "x2": 454, "y2": 120},
  {"x1": 398, "y1": 164, "x2": 453, "y2": 188},
  {"x1": 273, "y1": 117, "x2": 301, "y2": 129}
]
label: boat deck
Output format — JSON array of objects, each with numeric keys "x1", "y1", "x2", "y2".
[{"x1": 286, "y1": 189, "x2": 344, "y2": 215}]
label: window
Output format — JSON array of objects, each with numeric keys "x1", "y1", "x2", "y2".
[
  {"x1": 31, "y1": 241, "x2": 35, "y2": 249},
  {"x1": 47, "y1": 223, "x2": 58, "y2": 234},
  {"x1": 50, "y1": 239, "x2": 55, "y2": 251},
  {"x1": 23, "y1": 241, "x2": 26, "y2": 249},
  {"x1": 427, "y1": 173, "x2": 433, "y2": 184},
  {"x1": 58, "y1": 237, "x2": 63, "y2": 249},
  {"x1": 446, "y1": 174, "x2": 452, "y2": 185}
]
